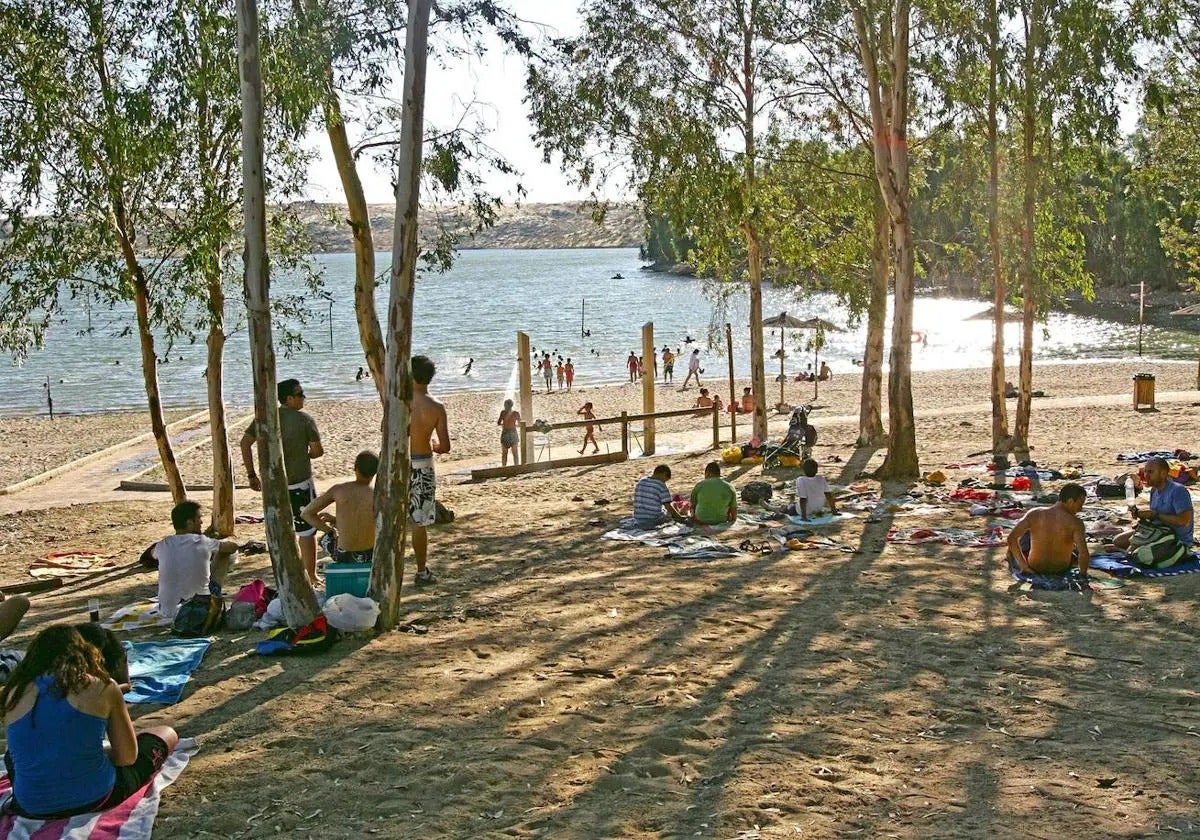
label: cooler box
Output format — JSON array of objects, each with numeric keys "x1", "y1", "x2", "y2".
[
  {"x1": 1133, "y1": 373, "x2": 1155, "y2": 409},
  {"x1": 325, "y1": 562, "x2": 371, "y2": 598}
]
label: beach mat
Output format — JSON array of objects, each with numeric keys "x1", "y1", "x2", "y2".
[
  {"x1": 664, "y1": 537, "x2": 743, "y2": 560},
  {"x1": 786, "y1": 512, "x2": 856, "y2": 526},
  {"x1": 0, "y1": 738, "x2": 198, "y2": 840},
  {"x1": 1089, "y1": 552, "x2": 1200, "y2": 579},
  {"x1": 102, "y1": 601, "x2": 171, "y2": 633},
  {"x1": 29, "y1": 552, "x2": 118, "y2": 579},
  {"x1": 888, "y1": 526, "x2": 1008, "y2": 548},
  {"x1": 1007, "y1": 553, "x2": 1089, "y2": 591},
  {"x1": 124, "y1": 639, "x2": 211, "y2": 705},
  {"x1": 602, "y1": 519, "x2": 692, "y2": 546}
]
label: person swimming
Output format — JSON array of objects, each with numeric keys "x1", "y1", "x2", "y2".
[{"x1": 462, "y1": 358, "x2": 474, "y2": 376}]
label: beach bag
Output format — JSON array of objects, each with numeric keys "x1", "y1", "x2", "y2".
[
  {"x1": 1128, "y1": 521, "x2": 1188, "y2": 569},
  {"x1": 172, "y1": 593, "x2": 226, "y2": 637},
  {"x1": 741, "y1": 481, "x2": 773, "y2": 505},
  {"x1": 256, "y1": 614, "x2": 337, "y2": 656},
  {"x1": 434, "y1": 501, "x2": 456, "y2": 525},
  {"x1": 324, "y1": 594, "x2": 380, "y2": 632},
  {"x1": 1095, "y1": 480, "x2": 1125, "y2": 499}
]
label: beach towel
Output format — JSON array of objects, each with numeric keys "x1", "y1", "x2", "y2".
[
  {"x1": 786, "y1": 512, "x2": 856, "y2": 526},
  {"x1": 950, "y1": 488, "x2": 995, "y2": 502},
  {"x1": 0, "y1": 738, "x2": 198, "y2": 840},
  {"x1": 1088, "y1": 551, "x2": 1200, "y2": 578},
  {"x1": 602, "y1": 519, "x2": 692, "y2": 546},
  {"x1": 887, "y1": 526, "x2": 1008, "y2": 547},
  {"x1": 101, "y1": 601, "x2": 171, "y2": 632},
  {"x1": 29, "y1": 552, "x2": 118, "y2": 579},
  {"x1": 1117, "y1": 450, "x2": 1193, "y2": 463},
  {"x1": 996, "y1": 466, "x2": 1062, "y2": 480},
  {"x1": 664, "y1": 536, "x2": 743, "y2": 560},
  {"x1": 123, "y1": 638, "x2": 211, "y2": 705},
  {"x1": 1006, "y1": 553, "x2": 1089, "y2": 591},
  {"x1": 234, "y1": 513, "x2": 264, "y2": 524}
]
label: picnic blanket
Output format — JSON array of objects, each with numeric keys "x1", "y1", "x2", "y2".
[
  {"x1": 786, "y1": 512, "x2": 856, "y2": 526},
  {"x1": 101, "y1": 601, "x2": 171, "y2": 633},
  {"x1": 664, "y1": 537, "x2": 743, "y2": 559},
  {"x1": 123, "y1": 639, "x2": 211, "y2": 705},
  {"x1": 602, "y1": 519, "x2": 692, "y2": 546},
  {"x1": 887, "y1": 526, "x2": 1008, "y2": 547},
  {"x1": 29, "y1": 552, "x2": 118, "y2": 579},
  {"x1": 0, "y1": 738, "x2": 198, "y2": 840},
  {"x1": 1089, "y1": 551, "x2": 1200, "y2": 578}
]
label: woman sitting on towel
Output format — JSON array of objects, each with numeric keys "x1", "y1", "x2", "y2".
[{"x1": 1, "y1": 625, "x2": 178, "y2": 819}]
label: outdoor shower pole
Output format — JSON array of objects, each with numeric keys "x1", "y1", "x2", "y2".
[{"x1": 726, "y1": 322, "x2": 736, "y2": 443}]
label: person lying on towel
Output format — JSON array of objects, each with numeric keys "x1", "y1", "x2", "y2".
[
  {"x1": 1006, "y1": 483, "x2": 1090, "y2": 582},
  {"x1": 2, "y1": 625, "x2": 180, "y2": 819}
]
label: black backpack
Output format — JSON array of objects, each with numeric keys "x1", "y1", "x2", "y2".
[
  {"x1": 172, "y1": 594, "x2": 226, "y2": 637},
  {"x1": 741, "y1": 481, "x2": 774, "y2": 505}
]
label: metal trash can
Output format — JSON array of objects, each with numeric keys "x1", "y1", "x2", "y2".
[{"x1": 1133, "y1": 372, "x2": 1156, "y2": 410}]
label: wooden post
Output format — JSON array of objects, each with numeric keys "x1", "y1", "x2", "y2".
[
  {"x1": 370, "y1": 0, "x2": 432, "y2": 631},
  {"x1": 237, "y1": 0, "x2": 318, "y2": 627},
  {"x1": 641, "y1": 321, "x2": 655, "y2": 454},
  {"x1": 725, "y1": 322, "x2": 737, "y2": 443},
  {"x1": 518, "y1": 420, "x2": 528, "y2": 464},
  {"x1": 712, "y1": 404, "x2": 720, "y2": 450},
  {"x1": 620, "y1": 411, "x2": 629, "y2": 454},
  {"x1": 517, "y1": 331, "x2": 534, "y2": 463}
]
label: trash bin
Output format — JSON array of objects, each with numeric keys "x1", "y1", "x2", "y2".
[{"x1": 1133, "y1": 373, "x2": 1156, "y2": 410}]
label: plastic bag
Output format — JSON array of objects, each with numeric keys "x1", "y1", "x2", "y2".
[{"x1": 323, "y1": 593, "x2": 380, "y2": 632}]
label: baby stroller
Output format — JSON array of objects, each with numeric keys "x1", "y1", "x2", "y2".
[{"x1": 761, "y1": 407, "x2": 817, "y2": 469}]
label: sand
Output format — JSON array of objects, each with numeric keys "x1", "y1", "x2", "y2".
[{"x1": 0, "y1": 361, "x2": 1198, "y2": 837}]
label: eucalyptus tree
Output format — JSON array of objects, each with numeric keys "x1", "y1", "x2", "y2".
[
  {"x1": 0, "y1": 0, "x2": 189, "y2": 500},
  {"x1": 528, "y1": 0, "x2": 822, "y2": 442},
  {"x1": 1005, "y1": 0, "x2": 1134, "y2": 450}
]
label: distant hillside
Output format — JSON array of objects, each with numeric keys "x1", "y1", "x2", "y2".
[{"x1": 293, "y1": 201, "x2": 644, "y2": 252}]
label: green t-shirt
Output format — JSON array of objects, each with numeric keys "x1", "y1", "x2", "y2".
[{"x1": 691, "y1": 477, "x2": 737, "y2": 525}]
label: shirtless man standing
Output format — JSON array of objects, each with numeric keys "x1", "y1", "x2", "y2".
[
  {"x1": 301, "y1": 450, "x2": 379, "y2": 564},
  {"x1": 1006, "y1": 483, "x2": 1090, "y2": 583},
  {"x1": 409, "y1": 355, "x2": 450, "y2": 585}
]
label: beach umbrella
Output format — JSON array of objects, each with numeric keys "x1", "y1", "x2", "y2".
[
  {"x1": 762, "y1": 312, "x2": 810, "y2": 409},
  {"x1": 796, "y1": 317, "x2": 843, "y2": 400},
  {"x1": 1171, "y1": 304, "x2": 1200, "y2": 389}
]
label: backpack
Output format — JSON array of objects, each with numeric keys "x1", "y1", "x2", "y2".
[
  {"x1": 741, "y1": 481, "x2": 774, "y2": 505},
  {"x1": 434, "y1": 501, "x2": 456, "y2": 525},
  {"x1": 172, "y1": 594, "x2": 226, "y2": 637},
  {"x1": 1128, "y1": 522, "x2": 1188, "y2": 569}
]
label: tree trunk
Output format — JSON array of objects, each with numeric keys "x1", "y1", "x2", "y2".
[
  {"x1": 324, "y1": 89, "x2": 386, "y2": 399},
  {"x1": 1013, "y1": 0, "x2": 1039, "y2": 453},
  {"x1": 987, "y1": 0, "x2": 1010, "y2": 454},
  {"x1": 371, "y1": 0, "x2": 432, "y2": 631},
  {"x1": 206, "y1": 263, "x2": 235, "y2": 537},
  {"x1": 857, "y1": 192, "x2": 888, "y2": 447},
  {"x1": 237, "y1": 0, "x2": 318, "y2": 627},
  {"x1": 855, "y1": 0, "x2": 919, "y2": 480},
  {"x1": 745, "y1": 223, "x2": 768, "y2": 441},
  {"x1": 127, "y1": 261, "x2": 187, "y2": 502}
]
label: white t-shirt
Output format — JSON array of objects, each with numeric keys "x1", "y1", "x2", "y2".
[
  {"x1": 153, "y1": 534, "x2": 220, "y2": 619},
  {"x1": 793, "y1": 475, "x2": 831, "y2": 516},
  {"x1": 688, "y1": 354, "x2": 701, "y2": 372}
]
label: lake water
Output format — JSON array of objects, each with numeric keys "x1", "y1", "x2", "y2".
[{"x1": 2, "y1": 247, "x2": 1196, "y2": 415}]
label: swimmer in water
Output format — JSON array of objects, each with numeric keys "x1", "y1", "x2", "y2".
[
  {"x1": 356, "y1": 367, "x2": 365, "y2": 382},
  {"x1": 463, "y1": 358, "x2": 474, "y2": 376}
]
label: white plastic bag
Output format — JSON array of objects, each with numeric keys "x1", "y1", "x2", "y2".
[{"x1": 323, "y1": 593, "x2": 380, "y2": 632}]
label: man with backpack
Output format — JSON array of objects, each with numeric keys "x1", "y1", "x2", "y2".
[
  {"x1": 155, "y1": 501, "x2": 240, "y2": 620},
  {"x1": 1111, "y1": 458, "x2": 1194, "y2": 566}
]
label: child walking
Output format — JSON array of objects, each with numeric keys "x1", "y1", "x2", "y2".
[{"x1": 577, "y1": 402, "x2": 600, "y2": 455}]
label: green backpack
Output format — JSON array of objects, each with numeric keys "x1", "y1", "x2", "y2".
[{"x1": 1129, "y1": 522, "x2": 1188, "y2": 569}]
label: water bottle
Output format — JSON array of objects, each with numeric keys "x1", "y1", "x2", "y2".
[{"x1": 1125, "y1": 477, "x2": 1136, "y2": 505}]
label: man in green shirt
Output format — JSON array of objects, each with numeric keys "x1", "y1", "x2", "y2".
[{"x1": 690, "y1": 461, "x2": 738, "y2": 525}]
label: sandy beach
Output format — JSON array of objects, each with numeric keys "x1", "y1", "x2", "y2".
[{"x1": 0, "y1": 359, "x2": 1198, "y2": 837}]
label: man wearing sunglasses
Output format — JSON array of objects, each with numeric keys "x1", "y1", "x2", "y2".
[{"x1": 240, "y1": 378, "x2": 324, "y2": 585}]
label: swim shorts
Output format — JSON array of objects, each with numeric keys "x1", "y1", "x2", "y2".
[
  {"x1": 288, "y1": 479, "x2": 318, "y2": 537},
  {"x1": 409, "y1": 458, "x2": 436, "y2": 526},
  {"x1": 500, "y1": 428, "x2": 519, "y2": 448}
]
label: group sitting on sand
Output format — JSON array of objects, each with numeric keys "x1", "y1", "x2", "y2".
[{"x1": 631, "y1": 462, "x2": 738, "y2": 527}]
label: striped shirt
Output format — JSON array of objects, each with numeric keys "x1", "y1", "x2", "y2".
[{"x1": 633, "y1": 476, "x2": 672, "y2": 525}]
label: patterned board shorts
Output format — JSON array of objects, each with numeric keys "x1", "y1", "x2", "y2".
[
  {"x1": 500, "y1": 428, "x2": 519, "y2": 448},
  {"x1": 289, "y1": 479, "x2": 318, "y2": 537},
  {"x1": 409, "y1": 458, "x2": 436, "y2": 526}
]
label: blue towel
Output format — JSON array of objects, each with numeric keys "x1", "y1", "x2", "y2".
[
  {"x1": 1088, "y1": 551, "x2": 1200, "y2": 578},
  {"x1": 123, "y1": 638, "x2": 211, "y2": 705},
  {"x1": 1006, "y1": 553, "x2": 1088, "y2": 591}
]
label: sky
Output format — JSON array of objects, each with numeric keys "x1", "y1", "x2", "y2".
[{"x1": 302, "y1": 1, "x2": 594, "y2": 206}]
